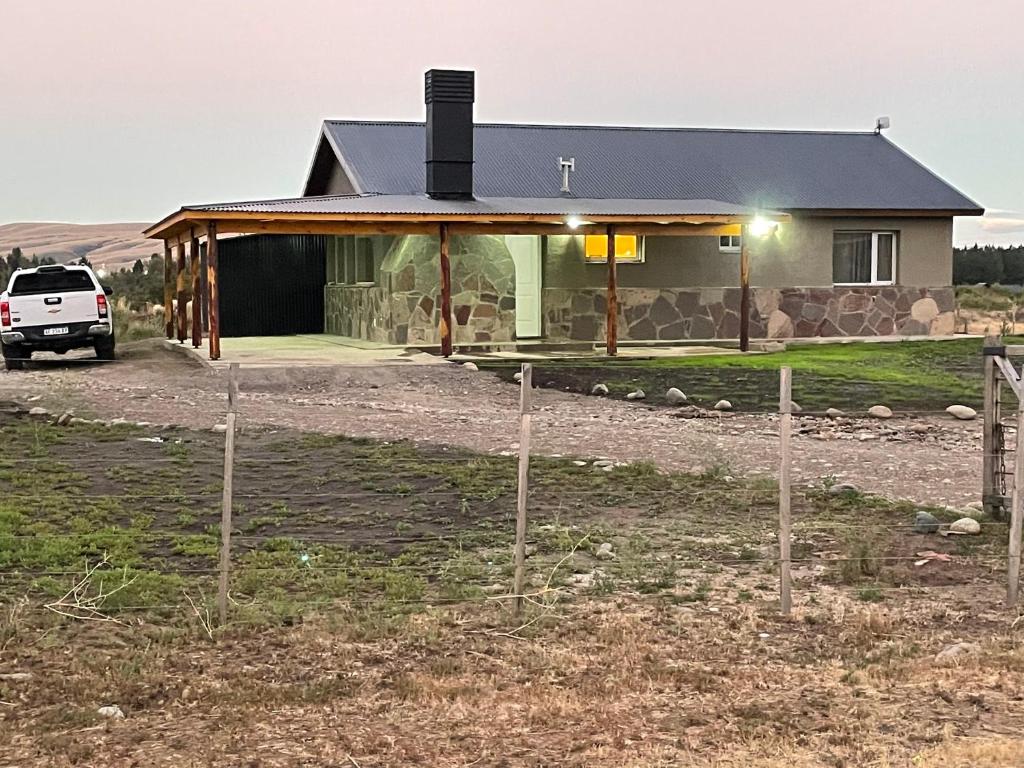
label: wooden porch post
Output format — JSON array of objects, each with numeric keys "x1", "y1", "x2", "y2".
[
  {"x1": 605, "y1": 223, "x2": 618, "y2": 356},
  {"x1": 176, "y1": 241, "x2": 187, "y2": 342},
  {"x1": 207, "y1": 222, "x2": 221, "y2": 360},
  {"x1": 163, "y1": 241, "x2": 173, "y2": 339},
  {"x1": 439, "y1": 223, "x2": 453, "y2": 357},
  {"x1": 200, "y1": 242, "x2": 210, "y2": 333},
  {"x1": 190, "y1": 230, "x2": 202, "y2": 348},
  {"x1": 739, "y1": 223, "x2": 751, "y2": 352}
]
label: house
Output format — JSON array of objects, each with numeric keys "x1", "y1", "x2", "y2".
[{"x1": 145, "y1": 69, "x2": 982, "y2": 360}]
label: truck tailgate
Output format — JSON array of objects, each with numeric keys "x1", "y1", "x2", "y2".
[{"x1": 10, "y1": 291, "x2": 96, "y2": 327}]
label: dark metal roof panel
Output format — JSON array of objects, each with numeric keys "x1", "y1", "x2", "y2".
[
  {"x1": 321, "y1": 121, "x2": 982, "y2": 213},
  {"x1": 188, "y1": 195, "x2": 771, "y2": 217}
]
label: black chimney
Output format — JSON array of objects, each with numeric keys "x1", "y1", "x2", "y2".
[{"x1": 425, "y1": 69, "x2": 475, "y2": 200}]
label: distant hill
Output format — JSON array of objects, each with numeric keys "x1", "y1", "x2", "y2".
[{"x1": 0, "y1": 222, "x2": 158, "y2": 272}]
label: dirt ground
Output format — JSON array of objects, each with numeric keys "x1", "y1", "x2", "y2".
[
  {"x1": 5, "y1": 592, "x2": 1024, "y2": 768},
  {"x1": 2, "y1": 343, "x2": 1022, "y2": 767},
  {"x1": 0, "y1": 339, "x2": 983, "y2": 509}
]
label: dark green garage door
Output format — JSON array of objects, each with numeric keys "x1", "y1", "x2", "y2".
[{"x1": 218, "y1": 234, "x2": 327, "y2": 337}]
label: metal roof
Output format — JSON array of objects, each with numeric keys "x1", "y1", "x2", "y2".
[
  {"x1": 187, "y1": 194, "x2": 774, "y2": 218},
  {"x1": 311, "y1": 121, "x2": 982, "y2": 213}
]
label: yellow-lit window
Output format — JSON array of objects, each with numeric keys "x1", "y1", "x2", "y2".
[{"x1": 583, "y1": 235, "x2": 644, "y2": 263}]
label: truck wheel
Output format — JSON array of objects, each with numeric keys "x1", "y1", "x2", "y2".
[
  {"x1": 95, "y1": 335, "x2": 116, "y2": 361},
  {"x1": 2, "y1": 343, "x2": 25, "y2": 371}
]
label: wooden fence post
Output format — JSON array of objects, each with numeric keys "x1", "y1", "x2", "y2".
[
  {"x1": 217, "y1": 363, "x2": 239, "y2": 626},
  {"x1": 513, "y1": 363, "x2": 533, "y2": 616},
  {"x1": 778, "y1": 366, "x2": 793, "y2": 616},
  {"x1": 983, "y1": 334, "x2": 1005, "y2": 520},
  {"x1": 1008, "y1": 389, "x2": 1024, "y2": 606}
]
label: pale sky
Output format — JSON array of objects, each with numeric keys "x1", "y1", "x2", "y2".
[{"x1": 1, "y1": 0, "x2": 1021, "y2": 246}]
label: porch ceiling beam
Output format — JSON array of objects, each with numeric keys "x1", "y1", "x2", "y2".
[
  {"x1": 156, "y1": 221, "x2": 745, "y2": 242},
  {"x1": 145, "y1": 210, "x2": 789, "y2": 241}
]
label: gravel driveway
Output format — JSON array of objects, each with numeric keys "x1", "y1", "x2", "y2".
[{"x1": 0, "y1": 340, "x2": 983, "y2": 509}]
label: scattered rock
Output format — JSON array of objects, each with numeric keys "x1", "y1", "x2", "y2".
[
  {"x1": 935, "y1": 642, "x2": 981, "y2": 663},
  {"x1": 592, "y1": 459, "x2": 614, "y2": 467},
  {"x1": 828, "y1": 482, "x2": 858, "y2": 496},
  {"x1": 67, "y1": 417, "x2": 89, "y2": 426},
  {"x1": 568, "y1": 572, "x2": 596, "y2": 589},
  {"x1": 480, "y1": 583, "x2": 506, "y2": 595},
  {"x1": 461, "y1": 362, "x2": 479, "y2": 372},
  {"x1": 909, "y1": 424, "x2": 932, "y2": 434},
  {"x1": 948, "y1": 517, "x2": 981, "y2": 535},
  {"x1": 109, "y1": 417, "x2": 127, "y2": 426},
  {"x1": 590, "y1": 383, "x2": 609, "y2": 396},
  {"x1": 595, "y1": 542, "x2": 615, "y2": 560},
  {"x1": 0, "y1": 672, "x2": 32, "y2": 681},
  {"x1": 914, "y1": 511, "x2": 941, "y2": 534},
  {"x1": 28, "y1": 406, "x2": 48, "y2": 418},
  {"x1": 513, "y1": 371, "x2": 523, "y2": 383},
  {"x1": 665, "y1": 387, "x2": 688, "y2": 405},
  {"x1": 625, "y1": 389, "x2": 646, "y2": 401},
  {"x1": 56, "y1": 412, "x2": 74, "y2": 426},
  {"x1": 867, "y1": 405, "x2": 893, "y2": 419},
  {"x1": 713, "y1": 399, "x2": 733, "y2": 411},
  {"x1": 964, "y1": 501, "x2": 985, "y2": 512},
  {"x1": 134, "y1": 421, "x2": 152, "y2": 428},
  {"x1": 825, "y1": 408, "x2": 845, "y2": 418},
  {"x1": 571, "y1": 460, "x2": 587, "y2": 467},
  {"x1": 97, "y1": 705, "x2": 125, "y2": 720},
  {"x1": 211, "y1": 424, "x2": 228, "y2": 433},
  {"x1": 945, "y1": 404, "x2": 977, "y2": 421}
]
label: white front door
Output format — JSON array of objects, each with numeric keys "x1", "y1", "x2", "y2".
[{"x1": 504, "y1": 235, "x2": 542, "y2": 338}]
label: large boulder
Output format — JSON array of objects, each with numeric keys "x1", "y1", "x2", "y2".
[
  {"x1": 867, "y1": 405, "x2": 893, "y2": 419},
  {"x1": 948, "y1": 517, "x2": 981, "y2": 535},
  {"x1": 914, "y1": 511, "x2": 940, "y2": 534},
  {"x1": 945, "y1": 404, "x2": 977, "y2": 421},
  {"x1": 665, "y1": 387, "x2": 688, "y2": 405}
]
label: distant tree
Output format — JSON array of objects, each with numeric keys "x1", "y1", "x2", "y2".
[{"x1": 132, "y1": 259, "x2": 145, "y2": 274}]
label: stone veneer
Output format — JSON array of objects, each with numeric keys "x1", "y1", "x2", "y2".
[
  {"x1": 325, "y1": 235, "x2": 517, "y2": 345},
  {"x1": 542, "y1": 285, "x2": 956, "y2": 342}
]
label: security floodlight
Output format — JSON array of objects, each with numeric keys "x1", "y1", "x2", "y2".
[
  {"x1": 747, "y1": 216, "x2": 777, "y2": 238},
  {"x1": 875, "y1": 116, "x2": 891, "y2": 133},
  {"x1": 566, "y1": 216, "x2": 583, "y2": 229}
]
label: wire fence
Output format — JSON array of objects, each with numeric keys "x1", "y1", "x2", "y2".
[{"x1": 0, "y1": 353, "x2": 1020, "y2": 633}]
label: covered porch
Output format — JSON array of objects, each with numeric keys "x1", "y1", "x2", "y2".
[{"x1": 144, "y1": 195, "x2": 789, "y2": 361}]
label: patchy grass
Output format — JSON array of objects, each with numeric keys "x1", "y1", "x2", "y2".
[
  {"x1": 0, "y1": 409, "x2": 1018, "y2": 766},
  {"x1": 483, "y1": 338, "x2": 1014, "y2": 412}
]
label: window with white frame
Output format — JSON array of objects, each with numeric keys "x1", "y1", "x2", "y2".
[
  {"x1": 719, "y1": 234, "x2": 742, "y2": 252},
  {"x1": 832, "y1": 231, "x2": 896, "y2": 286},
  {"x1": 583, "y1": 234, "x2": 645, "y2": 263}
]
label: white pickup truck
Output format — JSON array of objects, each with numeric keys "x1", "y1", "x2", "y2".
[{"x1": 0, "y1": 264, "x2": 115, "y2": 370}]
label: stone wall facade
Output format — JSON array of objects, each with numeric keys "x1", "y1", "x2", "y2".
[
  {"x1": 542, "y1": 285, "x2": 956, "y2": 342},
  {"x1": 325, "y1": 235, "x2": 517, "y2": 345}
]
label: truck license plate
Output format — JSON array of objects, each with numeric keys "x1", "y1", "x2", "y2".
[{"x1": 43, "y1": 326, "x2": 69, "y2": 336}]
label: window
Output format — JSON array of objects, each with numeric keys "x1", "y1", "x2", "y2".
[
  {"x1": 583, "y1": 234, "x2": 644, "y2": 263},
  {"x1": 355, "y1": 237, "x2": 374, "y2": 283},
  {"x1": 832, "y1": 231, "x2": 896, "y2": 285},
  {"x1": 329, "y1": 236, "x2": 378, "y2": 285},
  {"x1": 719, "y1": 234, "x2": 742, "y2": 252},
  {"x1": 10, "y1": 268, "x2": 94, "y2": 296}
]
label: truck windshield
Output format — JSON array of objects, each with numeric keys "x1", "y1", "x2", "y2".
[{"x1": 9, "y1": 270, "x2": 94, "y2": 296}]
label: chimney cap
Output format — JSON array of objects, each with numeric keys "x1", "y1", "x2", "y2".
[{"x1": 425, "y1": 69, "x2": 475, "y2": 104}]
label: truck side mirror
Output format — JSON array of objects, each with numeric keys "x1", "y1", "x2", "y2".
[{"x1": 103, "y1": 285, "x2": 113, "y2": 296}]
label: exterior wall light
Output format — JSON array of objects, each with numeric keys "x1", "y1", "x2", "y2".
[
  {"x1": 566, "y1": 216, "x2": 584, "y2": 229},
  {"x1": 748, "y1": 216, "x2": 778, "y2": 238}
]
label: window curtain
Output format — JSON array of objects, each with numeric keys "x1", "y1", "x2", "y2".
[{"x1": 833, "y1": 233, "x2": 872, "y2": 283}]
